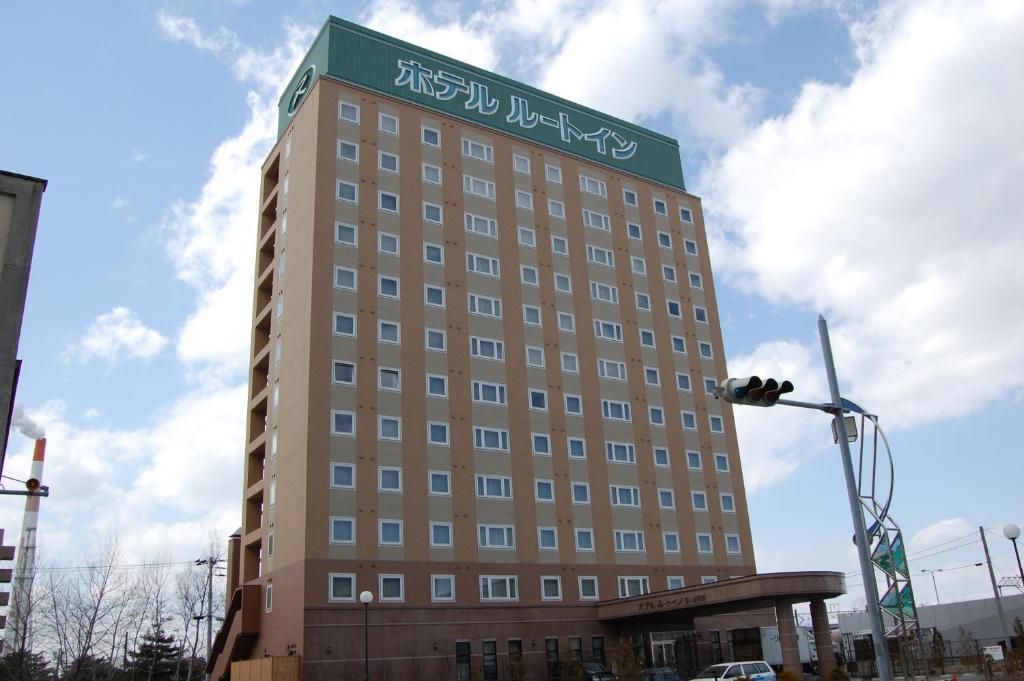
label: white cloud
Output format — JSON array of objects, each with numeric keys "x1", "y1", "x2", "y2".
[
  {"x1": 702, "y1": 0, "x2": 1024, "y2": 432},
  {"x1": 111, "y1": 196, "x2": 130, "y2": 210},
  {"x1": 129, "y1": 148, "x2": 149, "y2": 163},
  {"x1": 67, "y1": 307, "x2": 168, "y2": 362},
  {"x1": 156, "y1": 10, "x2": 240, "y2": 56},
  {"x1": 909, "y1": 517, "x2": 975, "y2": 555}
]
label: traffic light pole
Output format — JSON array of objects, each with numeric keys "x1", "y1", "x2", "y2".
[{"x1": 818, "y1": 316, "x2": 894, "y2": 681}]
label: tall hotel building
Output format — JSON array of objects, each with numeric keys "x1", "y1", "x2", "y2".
[{"x1": 211, "y1": 17, "x2": 844, "y2": 681}]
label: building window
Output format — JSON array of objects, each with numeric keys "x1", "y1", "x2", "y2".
[
  {"x1": 680, "y1": 206, "x2": 694, "y2": 223},
  {"x1": 476, "y1": 474, "x2": 512, "y2": 499},
  {"x1": 521, "y1": 265, "x2": 539, "y2": 286},
  {"x1": 631, "y1": 257, "x2": 646, "y2": 275},
  {"x1": 721, "y1": 493, "x2": 736, "y2": 513},
  {"x1": 614, "y1": 530, "x2": 646, "y2": 551},
  {"x1": 509, "y1": 640, "x2": 524, "y2": 680},
  {"x1": 265, "y1": 583, "x2": 272, "y2": 612},
  {"x1": 551, "y1": 235, "x2": 569, "y2": 256},
  {"x1": 554, "y1": 272, "x2": 572, "y2": 293},
  {"x1": 557, "y1": 312, "x2": 575, "y2": 332},
  {"x1": 339, "y1": 100, "x2": 359, "y2": 123},
  {"x1": 667, "y1": 576, "x2": 685, "y2": 590},
  {"x1": 474, "y1": 427, "x2": 510, "y2": 452},
  {"x1": 546, "y1": 639, "x2": 560, "y2": 680},
  {"x1": 378, "y1": 191, "x2": 399, "y2": 213},
  {"x1": 567, "y1": 437, "x2": 586, "y2": 459},
  {"x1": 602, "y1": 399, "x2": 631, "y2": 421},
  {"x1": 379, "y1": 416, "x2": 401, "y2": 441},
  {"x1": 378, "y1": 367, "x2": 400, "y2": 391},
  {"x1": 472, "y1": 380, "x2": 508, "y2": 405},
  {"x1": 594, "y1": 319, "x2": 623, "y2": 341},
  {"x1": 425, "y1": 284, "x2": 445, "y2": 308},
  {"x1": 579, "y1": 577, "x2": 599, "y2": 600},
  {"x1": 379, "y1": 574, "x2": 404, "y2": 602},
  {"x1": 654, "y1": 447, "x2": 670, "y2": 467},
  {"x1": 513, "y1": 154, "x2": 531, "y2": 174},
  {"x1": 644, "y1": 365, "x2": 660, "y2": 384},
  {"x1": 587, "y1": 244, "x2": 614, "y2": 267},
  {"x1": 428, "y1": 421, "x2": 450, "y2": 446},
  {"x1": 431, "y1": 522, "x2": 453, "y2": 548},
  {"x1": 467, "y1": 252, "x2": 500, "y2": 277},
  {"x1": 332, "y1": 361, "x2": 355, "y2": 385},
  {"x1": 456, "y1": 642, "x2": 471, "y2": 681},
  {"x1": 676, "y1": 373, "x2": 692, "y2": 391},
  {"x1": 379, "y1": 150, "x2": 399, "y2": 174},
  {"x1": 462, "y1": 138, "x2": 494, "y2": 163},
  {"x1": 575, "y1": 529, "x2": 594, "y2": 551},
  {"x1": 523, "y1": 305, "x2": 542, "y2": 326},
  {"x1": 561, "y1": 352, "x2": 579, "y2": 373},
  {"x1": 422, "y1": 162, "x2": 442, "y2": 185},
  {"x1": 697, "y1": 533, "x2": 714, "y2": 554},
  {"x1": 541, "y1": 576, "x2": 562, "y2": 601},
  {"x1": 548, "y1": 199, "x2": 565, "y2": 219},
  {"x1": 337, "y1": 139, "x2": 358, "y2": 162},
  {"x1": 331, "y1": 463, "x2": 354, "y2": 489},
  {"x1": 470, "y1": 336, "x2": 504, "y2": 361},
  {"x1": 422, "y1": 126, "x2": 440, "y2": 147},
  {"x1": 684, "y1": 239, "x2": 699, "y2": 256},
  {"x1": 564, "y1": 394, "x2": 582, "y2": 415},
  {"x1": 433, "y1": 575, "x2": 455, "y2": 602},
  {"x1": 592, "y1": 637, "x2": 606, "y2": 666},
  {"x1": 610, "y1": 486, "x2": 641, "y2": 507},
  {"x1": 635, "y1": 292, "x2": 651, "y2": 311},
  {"x1": 582, "y1": 209, "x2": 611, "y2": 231},
  {"x1": 463, "y1": 174, "x2": 496, "y2": 199},
  {"x1": 681, "y1": 411, "x2": 697, "y2": 430},
  {"x1": 378, "y1": 466, "x2": 402, "y2": 493},
  {"x1": 692, "y1": 491, "x2": 708, "y2": 511},
  {"x1": 606, "y1": 442, "x2": 636, "y2": 464},
  {"x1": 672, "y1": 335, "x2": 687, "y2": 354},
  {"x1": 515, "y1": 190, "x2": 533, "y2": 210},
  {"x1": 331, "y1": 410, "x2": 355, "y2": 436},
  {"x1": 334, "y1": 266, "x2": 356, "y2": 291},
  {"x1": 687, "y1": 451, "x2": 702, "y2": 470},
  {"x1": 545, "y1": 164, "x2": 562, "y2": 184},
  {"x1": 330, "y1": 517, "x2": 355, "y2": 544},
  {"x1": 478, "y1": 525, "x2": 515, "y2": 549},
  {"x1": 425, "y1": 374, "x2": 446, "y2": 395},
  {"x1": 598, "y1": 359, "x2": 627, "y2": 381},
  {"x1": 623, "y1": 188, "x2": 638, "y2": 206},
  {"x1": 526, "y1": 346, "x2": 544, "y2": 367},
  {"x1": 704, "y1": 377, "x2": 718, "y2": 395},
  {"x1": 379, "y1": 520, "x2": 403, "y2": 546},
  {"x1": 481, "y1": 640, "x2": 498, "y2": 681},
  {"x1": 378, "y1": 275, "x2": 399, "y2": 299},
  {"x1": 426, "y1": 328, "x2": 446, "y2": 352},
  {"x1": 424, "y1": 242, "x2": 443, "y2": 264},
  {"x1": 650, "y1": 407, "x2": 665, "y2": 426},
  {"x1": 663, "y1": 265, "x2": 677, "y2": 282},
  {"x1": 376, "y1": 236, "x2": 399, "y2": 261},
  {"x1": 699, "y1": 341, "x2": 714, "y2": 359},
  {"x1": 429, "y1": 470, "x2": 451, "y2": 496},
  {"x1": 726, "y1": 534, "x2": 742, "y2": 554},
  {"x1": 379, "y1": 113, "x2": 399, "y2": 135},
  {"x1": 690, "y1": 272, "x2": 703, "y2": 289},
  {"x1": 658, "y1": 489, "x2": 675, "y2": 509},
  {"x1": 653, "y1": 198, "x2": 667, "y2": 215},
  {"x1": 329, "y1": 573, "x2": 355, "y2": 602},
  {"x1": 336, "y1": 222, "x2": 357, "y2": 245},
  {"x1": 579, "y1": 174, "x2": 607, "y2": 196},
  {"x1": 695, "y1": 306, "x2": 709, "y2": 325},
  {"x1": 538, "y1": 528, "x2": 558, "y2": 551},
  {"x1": 628, "y1": 222, "x2": 642, "y2": 240},
  {"x1": 480, "y1": 576, "x2": 518, "y2": 601},
  {"x1": 423, "y1": 202, "x2": 443, "y2": 224},
  {"x1": 618, "y1": 577, "x2": 650, "y2": 597},
  {"x1": 715, "y1": 453, "x2": 730, "y2": 472},
  {"x1": 535, "y1": 479, "x2": 554, "y2": 502},
  {"x1": 518, "y1": 226, "x2": 536, "y2": 247},
  {"x1": 591, "y1": 282, "x2": 618, "y2": 304},
  {"x1": 658, "y1": 231, "x2": 672, "y2": 249},
  {"x1": 532, "y1": 433, "x2": 551, "y2": 455},
  {"x1": 709, "y1": 415, "x2": 725, "y2": 433},
  {"x1": 702, "y1": 576, "x2": 718, "y2": 585},
  {"x1": 664, "y1": 532, "x2": 681, "y2": 553},
  {"x1": 337, "y1": 180, "x2": 358, "y2": 203}
]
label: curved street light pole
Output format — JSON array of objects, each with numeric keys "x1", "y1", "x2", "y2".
[{"x1": 1004, "y1": 524, "x2": 1024, "y2": 589}]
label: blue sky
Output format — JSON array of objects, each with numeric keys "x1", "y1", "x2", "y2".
[{"x1": 2, "y1": 0, "x2": 1022, "y2": 614}]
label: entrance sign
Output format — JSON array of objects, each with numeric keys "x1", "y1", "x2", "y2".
[{"x1": 278, "y1": 17, "x2": 686, "y2": 190}]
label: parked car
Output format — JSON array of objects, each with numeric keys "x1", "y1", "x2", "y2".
[
  {"x1": 581, "y1": 661, "x2": 618, "y2": 681},
  {"x1": 642, "y1": 667, "x2": 683, "y2": 681},
  {"x1": 691, "y1": 661, "x2": 777, "y2": 681}
]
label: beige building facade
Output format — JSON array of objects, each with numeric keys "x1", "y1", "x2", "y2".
[{"x1": 210, "y1": 18, "x2": 843, "y2": 681}]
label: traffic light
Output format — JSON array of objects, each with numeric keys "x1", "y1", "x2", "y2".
[{"x1": 717, "y1": 376, "x2": 794, "y2": 407}]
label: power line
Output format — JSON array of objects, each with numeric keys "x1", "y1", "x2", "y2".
[
  {"x1": 845, "y1": 537, "x2": 981, "y2": 578},
  {"x1": 32, "y1": 560, "x2": 204, "y2": 574}
]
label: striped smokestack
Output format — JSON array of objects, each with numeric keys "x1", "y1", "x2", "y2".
[{"x1": 4, "y1": 437, "x2": 45, "y2": 652}]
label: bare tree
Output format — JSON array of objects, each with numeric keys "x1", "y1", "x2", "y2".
[{"x1": 172, "y1": 568, "x2": 206, "y2": 681}]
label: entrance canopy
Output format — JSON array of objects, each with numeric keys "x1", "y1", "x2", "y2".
[{"x1": 597, "y1": 571, "x2": 846, "y2": 621}]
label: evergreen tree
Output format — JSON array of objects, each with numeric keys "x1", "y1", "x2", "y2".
[
  {"x1": 0, "y1": 650, "x2": 53, "y2": 681},
  {"x1": 127, "y1": 624, "x2": 178, "y2": 681}
]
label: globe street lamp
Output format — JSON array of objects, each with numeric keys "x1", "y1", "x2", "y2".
[
  {"x1": 359, "y1": 590, "x2": 374, "y2": 681},
  {"x1": 920, "y1": 568, "x2": 943, "y2": 605},
  {"x1": 1004, "y1": 524, "x2": 1024, "y2": 588}
]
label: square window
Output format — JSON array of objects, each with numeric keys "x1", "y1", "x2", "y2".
[
  {"x1": 331, "y1": 517, "x2": 355, "y2": 544},
  {"x1": 571, "y1": 482, "x2": 590, "y2": 504},
  {"x1": 631, "y1": 257, "x2": 646, "y2": 276},
  {"x1": 658, "y1": 231, "x2": 672, "y2": 249},
  {"x1": 379, "y1": 113, "x2": 399, "y2": 134},
  {"x1": 565, "y1": 394, "x2": 582, "y2": 415},
  {"x1": 422, "y1": 126, "x2": 440, "y2": 147},
  {"x1": 635, "y1": 293, "x2": 651, "y2": 311},
  {"x1": 561, "y1": 352, "x2": 579, "y2": 373},
  {"x1": 680, "y1": 207, "x2": 694, "y2": 223},
  {"x1": 677, "y1": 373, "x2": 692, "y2": 391},
  {"x1": 687, "y1": 451, "x2": 702, "y2": 470},
  {"x1": 426, "y1": 328, "x2": 446, "y2": 351},
  {"x1": 715, "y1": 453, "x2": 730, "y2": 472},
  {"x1": 538, "y1": 527, "x2": 558, "y2": 550},
  {"x1": 664, "y1": 532, "x2": 681, "y2": 553},
  {"x1": 379, "y1": 275, "x2": 399, "y2": 299},
  {"x1": 623, "y1": 189, "x2": 638, "y2": 207},
  {"x1": 690, "y1": 272, "x2": 703, "y2": 289},
  {"x1": 379, "y1": 467, "x2": 402, "y2": 492},
  {"x1": 334, "y1": 266, "x2": 356, "y2": 290},
  {"x1": 535, "y1": 479, "x2": 554, "y2": 502},
  {"x1": 557, "y1": 312, "x2": 575, "y2": 333},
  {"x1": 654, "y1": 447, "x2": 669, "y2": 467},
  {"x1": 423, "y1": 202, "x2": 443, "y2": 223},
  {"x1": 431, "y1": 522, "x2": 453, "y2": 547},
  {"x1": 551, "y1": 236, "x2": 569, "y2": 256},
  {"x1": 429, "y1": 421, "x2": 450, "y2": 445},
  {"x1": 379, "y1": 151, "x2": 399, "y2": 173},
  {"x1": 526, "y1": 346, "x2": 544, "y2": 367},
  {"x1": 695, "y1": 306, "x2": 709, "y2": 324},
  {"x1": 329, "y1": 573, "x2": 355, "y2": 602},
  {"x1": 331, "y1": 463, "x2": 355, "y2": 489},
  {"x1": 427, "y1": 374, "x2": 448, "y2": 397},
  {"x1": 684, "y1": 239, "x2": 699, "y2": 256},
  {"x1": 521, "y1": 266, "x2": 539, "y2": 286},
  {"x1": 697, "y1": 533, "x2": 714, "y2": 554},
  {"x1": 379, "y1": 574, "x2": 404, "y2": 602},
  {"x1": 709, "y1": 415, "x2": 725, "y2": 433},
  {"x1": 545, "y1": 164, "x2": 562, "y2": 184},
  {"x1": 430, "y1": 471, "x2": 451, "y2": 495},
  {"x1": 702, "y1": 576, "x2": 718, "y2": 585},
  {"x1": 644, "y1": 366, "x2": 659, "y2": 385},
  {"x1": 339, "y1": 100, "x2": 359, "y2": 122},
  {"x1": 432, "y1": 575, "x2": 455, "y2": 601},
  {"x1": 379, "y1": 321, "x2": 400, "y2": 344},
  {"x1": 567, "y1": 438, "x2": 586, "y2": 459},
  {"x1": 699, "y1": 341, "x2": 714, "y2": 359},
  {"x1": 424, "y1": 242, "x2": 443, "y2": 264},
  {"x1": 332, "y1": 410, "x2": 355, "y2": 436},
  {"x1": 378, "y1": 367, "x2": 400, "y2": 391},
  {"x1": 659, "y1": 489, "x2": 675, "y2": 509},
  {"x1": 532, "y1": 433, "x2": 551, "y2": 455},
  {"x1": 575, "y1": 529, "x2": 594, "y2": 551},
  {"x1": 653, "y1": 198, "x2": 667, "y2": 215},
  {"x1": 515, "y1": 190, "x2": 533, "y2": 210},
  {"x1": 425, "y1": 285, "x2": 445, "y2": 307},
  {"x1": 518, "y1": 226, "x2": 536, "y2": 247},
  {"x1": 379, "y1": 520, "x2": 403, "y2": 546},
  {"x1": 692, "y1": 491, "x2": 707, "y2": 511},
  {"x1": 726, "y1": 534, "x2": 742, "y2": 554},
  {"x1": 640, "y1": 330, "x2": 655, "y2": 348},
  {"x1": 422, "y1": 163, "x2": 442, "y2": 185},
  {"x1": 554, "y1": 273, "x2": 571, "y2": 293},
  {"x1": 333, "y1": 313, "x2": 356, "y2": 337},
  {"x1": 649, "y1": 407, "x2": 665, "y2": 426},
  {"x1": 379, "y1": 232, "x2": 399, "y2": 255},
  {"x1": 379, "y1": 191, "x2": 399, "y2": 213},
  {"x1": 338, "y1": 139, "x2": 358, "y2": 162},
  {"x1": 541, "y1": 576, "x2": 562, "y2": 600},
  {"x1": 336, "y1": 222, "x2": 357, "y2": 245},
  {"x1": 721, "y1": 493, "x2": 736, "y2": 513},
  {"x1": 337, "y1": 180, "x2": 358, "y2": 203},
  {"x1": 704, "y1": 377, "x2": 718, "y2": 395},
  {"x1": 379, "y1": 416, "x2": 401, "y2": 441},
  {"x1": 681, "y1": 411, "x2": 697, "y2": 430},
  {"x1": 523, "y1": 305, "x2": 542, "y2": 326},
  {"x1": 667, "y1": 300, "x2": 682, "y2": 317},
  {"x1": 667, "y1": 576, "x2": 685, "y2": 590},
  {"x1": 579, "y1": 576, "x2": 599, "y2": 600},
  {"x1": 513, "y1": 154, "x2": 531, "y2": 174},
  {"x1": 627, "y1": 222, "x2": 642, "y2": 240},
  {"x1": 548, "y1": 199, "x2": 565, "y2": 219},
  {"x1": 672, "y1": 336, "x2": 687, "y2": 354},
  {"x1": 663, "y1": 265, "x2": 677, "y2": 282},
  {"x1": 529, "y1": 389, "x2": 548, "y2": 411}
]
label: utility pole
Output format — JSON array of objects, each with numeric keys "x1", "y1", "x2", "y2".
[
  {"x1": 819, "y1": 317, "x2": 894, "y2": 681},
  {"x1": 980, "y1": 527, "x2": 1012, "y2": 648},
  {"x1": 195, "y1": 556, "x2": 224, "y2": 678}
]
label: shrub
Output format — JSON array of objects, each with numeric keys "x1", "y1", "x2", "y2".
[
  {"x1": 827, "y1": 667, "x2": 851, "y2": 681},
  {"x1": 777, "y1": 670, "x2": 803, "y2": 681}
]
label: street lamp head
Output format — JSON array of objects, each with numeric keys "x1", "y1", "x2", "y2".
[
  {"x1": 359, "y1": 590, "x2": 374, "y2": 604},
  {"x1": 1004, "y1": 524, "x2": 1021, "y2": 541}
]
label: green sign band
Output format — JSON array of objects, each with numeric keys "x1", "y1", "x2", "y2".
[{"x1": 278, "y1": 17, "x2": 686, "y2": 190}]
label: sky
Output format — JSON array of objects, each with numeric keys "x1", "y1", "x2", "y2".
[{"x1": 1, "y1": 0, "x2": 1022, "y2": 616}]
